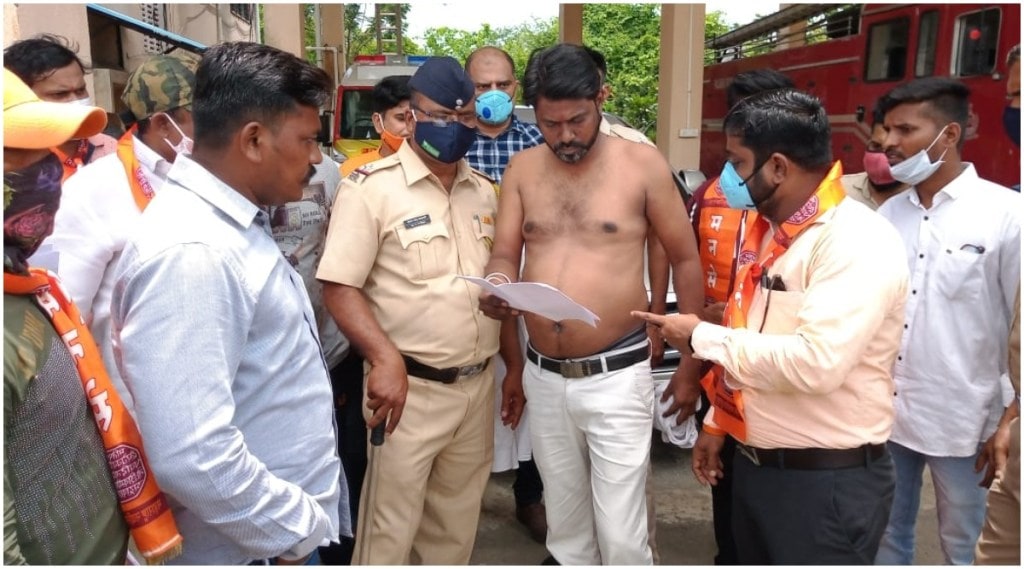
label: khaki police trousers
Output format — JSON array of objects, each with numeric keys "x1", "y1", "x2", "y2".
[
  {"x1": 975, "y1": 418, "x2": 1020, "y2": 565},
  {"x1": 353, "y1": 363, "x2": 494, "y2": 565}
]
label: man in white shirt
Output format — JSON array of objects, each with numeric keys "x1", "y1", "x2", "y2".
[
  {"x1": 36, "y1": 54, "x2": 196, "y2": 409},
  {"x1": 874, "y1": 77, "x2": 1021, "y2": 565}
]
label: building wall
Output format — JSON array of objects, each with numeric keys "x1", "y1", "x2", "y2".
[{"x1": 4, "y1": 3, "x2": 254, "y2": 116}]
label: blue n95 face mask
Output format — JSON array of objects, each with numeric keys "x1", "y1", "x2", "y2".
[
  {"x1": 718, "y1": 161, "x2": 759, "y2": 210},
  {"x1": 475, "y1": 90, "x2": 513, "y2": 125}
]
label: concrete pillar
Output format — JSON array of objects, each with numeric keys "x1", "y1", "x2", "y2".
[
  {"x1": 319, "y1": 3, "x2": 346, "y2": 88},
  {"x1": 656, "y1": 3, "x2": 705, "y2": 170},
  {"x1": 559, "y1": 4, "x2": 584, "y2": 45},
  {"x1": 263, "y1": 3, "x2": 305, "y2": 58},
  {"x1": 777, "y1": 3, "x2": 807, "y2": 51}
]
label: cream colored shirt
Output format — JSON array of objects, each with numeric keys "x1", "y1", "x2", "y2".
[
  {"x1": 317, "y1": 141, "x2": 500, "y2": 368},
  {"x1": 693, "y1": 198, "x2": 909, "y2": 449},
  {"x1": 840, "y1": 172, "x2": 879, "y2": 210}
]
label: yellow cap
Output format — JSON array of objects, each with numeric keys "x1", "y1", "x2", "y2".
[{"x1": 3, "y1": 68, "x2": 107, "y2": 149}]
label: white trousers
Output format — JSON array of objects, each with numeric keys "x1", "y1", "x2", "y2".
[{"x1": 524, "y1": 344, "x2": 654, "y2": 565}]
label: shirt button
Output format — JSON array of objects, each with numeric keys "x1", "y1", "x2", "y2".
[
  {"x1": 904, "y1": 324, "x2": 908, "y2": 329},
  {"x1": 923, "y1": 216, "x2": 929, "y2": 221},
  {"x1": 898, "y1": 356, "x2": 903, "y2": 361},
  {"x1": 912, "y1": 290, "x2": 917, "y2": 295},
  {"x1": 918, "y1": 254, "x2": 924, "y2": 259}
]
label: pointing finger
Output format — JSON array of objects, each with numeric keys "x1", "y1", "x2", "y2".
[{"x1": 631, "y1": 310, "x2": 665, "y2": 327}]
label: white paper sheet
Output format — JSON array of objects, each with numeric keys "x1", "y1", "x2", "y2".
[{"x1": 460, "y1": 276, "x2": 600, "y2": 327}]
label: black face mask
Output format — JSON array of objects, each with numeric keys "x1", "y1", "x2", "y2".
[
  {"x1": 414, "y1": 120, "x2": 477, "y2": 164},
  {"x1": 1004, "y1": 106, "x2": 1020, "y2": 148}
]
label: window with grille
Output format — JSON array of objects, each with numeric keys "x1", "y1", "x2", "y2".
[
  {"x1": 230, "y1": 4, "x2": 253, "y2": 23},
  {"x1": 140, "y1": 3, "x2": 167, "y2": 54},
  {"x1": 864, "y1": 17, "x2": 910, "y2": 82},
  {"x1": 914, "y1": 11, "x2": 939, "y2": 77},
  {"x1": 954, "y1": 7, "x2": 1001, "y2": 77}
]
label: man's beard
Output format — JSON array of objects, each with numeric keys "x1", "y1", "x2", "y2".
[
  {"x1": 872, "y1": 179, "x2": 904, "y2": 193},
  {"x1": 549, "y1": 125, "x2": 600, "y2": 164}
]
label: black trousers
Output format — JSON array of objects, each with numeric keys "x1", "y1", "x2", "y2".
[
  {"x1": 514, "y1": 457, "x2": 544, "y2": 505},
  {"x1": 697, "y1": 390, "x2": 739, "y2": 565},
  {"x1": 731, "y1": 446, "x2": 895, "y2": 565},
  {"x1": 319, "y1": 351, "x2": 368, "y2": 565}
]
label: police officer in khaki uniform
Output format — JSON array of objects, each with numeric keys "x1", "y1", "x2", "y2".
[{"x1": 317, "y1": 56, "x2": 518, "y2": 565}]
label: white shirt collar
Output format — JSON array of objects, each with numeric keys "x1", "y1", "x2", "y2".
[
  {"x1": 133, "y1": 134, "x2": 174, "y2": 181},
  {"x1": 907, "y1": 163, "x2": 976, "y2": 208}
]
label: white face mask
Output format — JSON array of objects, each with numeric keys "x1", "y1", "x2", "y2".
[
  {"x1": 889, "y1": 125, "x2": 949, "y2": 186},
  {"x1": 69, "y1": 96, "x2": 93, "y2": 107},
  {"x1": 159, "y1": 113, "x2": 194, "y2": 157}
]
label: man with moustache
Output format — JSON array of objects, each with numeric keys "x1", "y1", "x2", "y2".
[
  {"x1": 634, "y1": 88, "x2": 908, "y2": 564},
  {"x1": 873, "y1": 77, "x2": 1021, "y2": 565},
  {"x1": 464, "y1": 44, "x2": 548, "y2": 544},
  {"x1": 479, "y1": 43, "x2": 703, "y2": 565},
  {"x1": 841, "y1": 105, "x2": 908, "y2": 210},
  {"x1": 111, "y1": 42, "x2": 347, "y2": 564},
  {"x1": 318, "y1": 56, "x2": 518, "y2": 565}
]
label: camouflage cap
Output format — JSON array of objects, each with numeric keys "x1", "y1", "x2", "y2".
[{"x1": 121, "y1": 54, "x2": 197, "y2": 123}]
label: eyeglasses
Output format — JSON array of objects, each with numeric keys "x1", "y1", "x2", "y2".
[{"x1": 411, "y1": 105, "x2": 477, "y2": 128}]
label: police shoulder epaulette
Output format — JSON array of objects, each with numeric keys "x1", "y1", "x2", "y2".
[
  {"x1": 346, "y1": 154, "x2": 400, "y2": 184},
  {"x1": 609, "y1": 124, "x2": 655, "y2": 146},
  {"x1": 470, "y1": 167, "x2": 496, "y2": 185}
]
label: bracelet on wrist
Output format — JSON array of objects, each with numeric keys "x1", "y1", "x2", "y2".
[{"x1": 485, "y1": 272, "x2": 512, "y2": 285}]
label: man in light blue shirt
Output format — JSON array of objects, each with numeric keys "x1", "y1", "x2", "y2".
[{"x1": 111, "y1": 41, "x2": 349, "y2": 565}]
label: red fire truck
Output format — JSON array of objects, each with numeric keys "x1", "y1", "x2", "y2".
[{"x1": 702, "y1": 4, "x2": 1021, "y2": 188}]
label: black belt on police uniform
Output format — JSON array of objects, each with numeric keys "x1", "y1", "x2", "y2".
[
  {"x1": 526, "y1": 341, "x2": 651, "y2": 379},
  {"x1": 736, "y1": 442, "x2": 887, "y2": 470},
  {"x1": 402, "y1": 355, "x2": 488, "y2": 384}
]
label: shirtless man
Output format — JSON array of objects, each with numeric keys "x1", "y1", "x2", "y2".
[{"x1": 479, "y1": 43, "x2": 703, "y2": 566}]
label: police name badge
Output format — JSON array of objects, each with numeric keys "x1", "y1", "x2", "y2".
[{"x1": 403, "y1": 214, "x2": 431, "y2": 229}]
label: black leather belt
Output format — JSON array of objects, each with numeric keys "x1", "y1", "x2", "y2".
[
  {"x1": 737, "y1": 442, "x2": 887, "y2": 470},
  {"x1": 402, "y1": 355, "x2": 488, "y2": 384},
  {"x1": 526, "y1": 342, "x2": 651, "y2": 379}
]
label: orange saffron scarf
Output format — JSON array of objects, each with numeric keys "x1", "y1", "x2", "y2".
[
  {"x1": 116, "y1": 125, "x2": 157, "y2": 212},
  {"x1": 4, "y1": 268, "x2": 182, "y2": 563},
  {"x1": 51, "y1": 138, "x2": 91, "y2": 182},
  {"x1": 700, "y1": 162, "x2": 847, "y2": 442}
]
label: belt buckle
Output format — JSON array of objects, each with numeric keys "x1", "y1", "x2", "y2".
[
  {"x1": 458, "y1": 362, "x2": 484, "y2": 378},
  {"x1": 739, "y1": 444, "x2": 761, "y2": 466},
  {"x1": 559, "y1": 360, "x2": 586, "y2": 379}
]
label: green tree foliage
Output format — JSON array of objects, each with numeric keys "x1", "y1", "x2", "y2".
[
  {"x1": 297, "y1": 4, "x2": 420, "y2": 67},
  {"x1": 583, "y1": 4, "x2": 662, "y2": 139},
  {"x1": 419, "y1": 18, "x2": 558, "y2": 96},
  {"x1": 410, "y1": 4, "x2": 743, "y2": 141},
  {"x1": 704, "y1": 10, "x2": 734, "y2": 65}
]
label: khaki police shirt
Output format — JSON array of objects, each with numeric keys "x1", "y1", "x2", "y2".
[
  {"x1": 599, "y1": 117, "x2": 655, "y2": 147},
  {"x1": 317, "y1": 141, "x2": 500, "y2": 369},
  {"x1": 839, "y1": 171, "x2": 879, "y2": 211}
]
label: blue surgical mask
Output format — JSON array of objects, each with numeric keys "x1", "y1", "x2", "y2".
[
  {"x1": 413, "y1": 118, "x2": 477, "y2": 163},
  {"x1": 475, "y1": 90, "x2": 513, "y2": 125},
  {"x1": 718, "y1": 161, "x2": 761, "y2": 210},
  {"x1": 889, "y1": 126, "x2": 949, "y2": 186}
]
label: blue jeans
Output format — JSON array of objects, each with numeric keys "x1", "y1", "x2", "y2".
[{"x1": 875, "y1": 441, "x2": 988, "y2": 565}]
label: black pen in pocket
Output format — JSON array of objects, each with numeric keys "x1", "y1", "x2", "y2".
[{"x1": 959, "y1": 244, "x2": 985, "y2": 254}]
